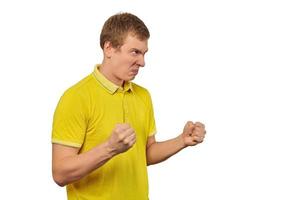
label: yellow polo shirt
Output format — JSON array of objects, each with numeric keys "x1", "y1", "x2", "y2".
[{"x1": 52, "y1": 64, "x2": 156, "y2": 200}]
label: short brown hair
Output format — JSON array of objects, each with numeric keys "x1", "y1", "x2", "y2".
[{"x1": 100, "y1": 12, "x2": 150, "y2": 49}]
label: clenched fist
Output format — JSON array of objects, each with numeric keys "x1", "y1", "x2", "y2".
[
  {"x1": 106, "y1": 123, "x2": 136, "y2": 155},
  {"x1": 181, "y1": 121, "x2": 206, "y2": 147}
]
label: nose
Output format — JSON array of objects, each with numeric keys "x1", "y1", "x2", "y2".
[{"x1": 137, "y1": 55, "x2": 145, "y2": 67}]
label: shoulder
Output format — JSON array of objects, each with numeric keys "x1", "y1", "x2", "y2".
[
  {"x1": 131, "y1": 82, "x2": 151, "y2": 97},
  {"x1": 59, "y1": 74, "x2": 94, "y2": 105},
  {"x1": 131, "y1": 82, "x2": 154, "y2": 107},
  {"x1": 63, "y1": 74, "x2": 94, "y2": 97}
]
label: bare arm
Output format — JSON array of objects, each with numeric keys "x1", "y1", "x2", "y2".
[
  {"x1": 146, "y1": 121, "x2": 206, "y2": 166},
  {"x1": 52, "y1": 124, "x2": 136, "y2": 187},
  {"x1": 146, "y1": 135, "x2": 186, "y2": 165},
  {"x1": 52, "y1": 142, "x2": 115, "y2": 187}
]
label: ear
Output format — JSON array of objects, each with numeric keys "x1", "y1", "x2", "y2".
[{"x1": 103, "y1": 41, "x2": 113, "y2": 59}]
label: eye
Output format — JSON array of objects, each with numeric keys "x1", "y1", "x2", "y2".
[{"x1": 131, "y1": 49, "x2": 140, "y2": 56}]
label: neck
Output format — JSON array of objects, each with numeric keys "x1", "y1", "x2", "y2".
[{"x1": 99, "y1": 62, "x2": 124, "y2": 87}]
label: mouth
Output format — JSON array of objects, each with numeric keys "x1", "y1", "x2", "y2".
[{"x1": 131, "y1": 69, "x2": 139, "y2": 75}]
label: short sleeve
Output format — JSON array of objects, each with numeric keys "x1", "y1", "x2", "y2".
[
  {"x1": 146, "y1": 91, "x2": 157, "y2": 137},
  {"x1": 51, "y1": 89, "x2": 87, "y2": 148}
]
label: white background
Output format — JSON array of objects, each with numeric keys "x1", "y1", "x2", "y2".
[{"x1": 0, "y1": 0, "x2": 299, "y2": 199}]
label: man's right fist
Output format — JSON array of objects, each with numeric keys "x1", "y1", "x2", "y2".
[{"x1": 106, "y1": 123, "x2": 136, "y2": 155}]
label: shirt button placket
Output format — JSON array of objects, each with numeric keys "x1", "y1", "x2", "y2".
[{"x1": 123, "y1": 92, "x2": 129, "y2": 123}]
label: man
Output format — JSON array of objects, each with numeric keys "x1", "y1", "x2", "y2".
[{"x1": 52, "y1": 12, "x2": 206, "y2": 200}]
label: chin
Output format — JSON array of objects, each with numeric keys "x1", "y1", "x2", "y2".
[
  {"x1": 126, "y1": 75, "x2": 136, "y2": 81},
  {"x1": 128, "y1": 77, "x2": 135, "y2": 81}
]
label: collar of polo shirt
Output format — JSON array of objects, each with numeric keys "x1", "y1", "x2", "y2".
[{"x1": 93, "y1": 64, "x2": 133, "y2": 94}]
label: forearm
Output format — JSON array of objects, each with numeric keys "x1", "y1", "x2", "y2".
[
  {"x1": 53, "y1": 142, "x2": 116, "y2": 186},
  {"x1": 146, "y1": 135, "x2": 186, "y2": 165}
]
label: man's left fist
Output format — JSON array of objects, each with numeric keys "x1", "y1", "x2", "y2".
[{"x1": 181, "y1": 121, "x2": 206, "y2": 147}]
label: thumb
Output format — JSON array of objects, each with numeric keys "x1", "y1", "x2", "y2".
[{"x1": 184, "y1": 121, "x2": 194, "y2": 136}]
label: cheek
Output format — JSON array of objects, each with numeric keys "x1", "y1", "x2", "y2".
[
  {"x1": 116, "y1": 63, "x2": 131, "y2": 76},
  {"x1": 115, "y1": 54, "x2": 132, "y2": 65},
  {"x1": 121, "y1": 56, "x2": 136, "y2": 70},
  {"x1": 112, "y1": 54, "x2": 135, "y2": 74}
]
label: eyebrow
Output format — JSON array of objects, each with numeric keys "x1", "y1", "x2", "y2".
[{"x1": 130, "y1": 48, "x2": 148, "y2": 54}]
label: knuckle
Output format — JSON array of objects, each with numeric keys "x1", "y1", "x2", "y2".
[
  {"x1": 117, "y1": 133, "x2": 124, "y2": 141},
  {"x1": 114, "y1": 127, "x2": 120, "y2": 133},
  {"x1": 123, "y1": 139, "x2": 129, "y2": 145},
  {"x1": 129, "y1": 128, "x2": 135, "y2": 134}
]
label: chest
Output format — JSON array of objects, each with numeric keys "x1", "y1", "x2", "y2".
[{"x1": 82, "y1": 91, "x2": 148, "y2": 151}]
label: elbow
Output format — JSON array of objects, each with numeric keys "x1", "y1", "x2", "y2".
[
  {"x1": 147, "y1": 158, "x2": 160, "y2": 166},
  {"x1": 52, "y1": 167, "x2": 83, "y2": 187},
  {"x1": 55, "y1": 180, "x2": 66, "y2": 187},
  {"x1": 147, "y1": 162, "x2": 156, "y2": 166},
  {"x1": 146, "y1": 154, "x2": 158, "y2": 166},
  {"x1": 52, "y1": 169, "x2": 67, "y2": 187},
  {"x1": 146, "y1": 161, "x2": 153, "y2": 166},
  {"x1": 53, "y1": 174, "x2": 66, "y2": 187}
]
